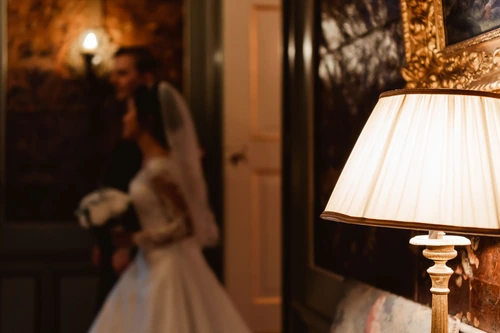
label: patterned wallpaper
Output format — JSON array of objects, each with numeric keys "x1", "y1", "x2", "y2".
[
  {"x1": 5, "y1": 0, "x2": 183, "y2": 221},
  {"x1": 314, "y1": 0, "x2": 412, "y2": 297},
  {"x1": 315, "y1": 0, "x2": 500, "y2": 331}
]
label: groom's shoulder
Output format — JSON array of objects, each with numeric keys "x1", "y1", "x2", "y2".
[{"x1": 111, "y1": 141, "x2": 142, "y2": 161}]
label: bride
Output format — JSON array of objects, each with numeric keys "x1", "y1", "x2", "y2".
[{"x1": 89, "y1": 82, "x2": 251, "y2": 333}]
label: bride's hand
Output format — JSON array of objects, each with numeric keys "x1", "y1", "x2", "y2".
[{"x1": 112, "y1": 248, "x2": 132, "y2": 275}]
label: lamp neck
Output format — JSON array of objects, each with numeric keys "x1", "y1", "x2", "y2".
[{"x1": 429, "y1": 231, "x2": 445, "y2": 240}]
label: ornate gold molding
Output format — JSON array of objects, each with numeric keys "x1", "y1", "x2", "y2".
[{"x1": 401, "y1": 0, "x2": 500, "y2": 91}]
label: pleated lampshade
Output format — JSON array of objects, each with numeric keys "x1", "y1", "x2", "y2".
[{"x1": 321, "y1": 89, "x2": 500, "y2": 235}]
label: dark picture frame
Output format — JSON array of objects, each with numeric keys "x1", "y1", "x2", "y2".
[{"x1": 443, "y1": 0, "x2": 500, "y2": 46}]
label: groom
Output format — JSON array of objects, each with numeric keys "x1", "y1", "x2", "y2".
[{"x1": 93, "y1": 46, "x2": 157, "y2": 310}]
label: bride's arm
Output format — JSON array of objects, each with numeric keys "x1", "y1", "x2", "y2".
[
  {"x1": 152, "y1": 174, "x2": 190, "y2": 213},
  {"x1": 132, "y1": 174, "x2": 192, "y2": 247}
]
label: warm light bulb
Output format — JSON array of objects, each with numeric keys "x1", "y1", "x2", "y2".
[{"x1": 82, "y1": 32, "x2": 98, "y2": 51}]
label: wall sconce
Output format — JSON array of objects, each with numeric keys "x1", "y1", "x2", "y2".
[
  {"x1": 83, "y1": 32, "x2": 98, "y2": 53},
  {"x1": 81, "y1": 31, "x2": 99, "y2": 79}
]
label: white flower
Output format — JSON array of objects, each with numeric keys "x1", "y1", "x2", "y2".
[{"x1": 76, "y1": 188, "x2": 131, "y2": 229}]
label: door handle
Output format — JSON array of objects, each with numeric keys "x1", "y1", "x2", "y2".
[{"x1": 227, "y1": 146, "x2": 248, "y2": 167}]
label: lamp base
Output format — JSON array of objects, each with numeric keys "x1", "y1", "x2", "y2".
[{"x1": 410, "y1": 233, "x2": 470, "y2": 333}]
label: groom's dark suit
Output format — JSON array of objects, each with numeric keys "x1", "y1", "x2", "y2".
[{"x1": 94, "y1": 101, "x2": 142, "y2": 312}]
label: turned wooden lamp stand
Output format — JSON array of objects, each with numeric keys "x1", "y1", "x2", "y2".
[{"x1": 410, "y1": 231, "x2": 470, "y2": 333}]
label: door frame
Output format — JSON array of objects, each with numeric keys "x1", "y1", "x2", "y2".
[
  {"x1": 282, "y1": 0, "x2": 345, "y2": 332},
  {"x1": 282, "y1": 0, "x2": 316, "y2": 330},
  {"x1": 185, "y1": 0, "x2": 224, "y2": 281}
]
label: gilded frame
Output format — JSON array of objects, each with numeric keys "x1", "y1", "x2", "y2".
[{"x1": 401, "y1": 0, "x2": 500, "y2": 91}]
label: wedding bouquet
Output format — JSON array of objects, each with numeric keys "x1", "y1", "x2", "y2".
[{"x1": 75, "y1": 188, "x2": 141, "y2": 232}]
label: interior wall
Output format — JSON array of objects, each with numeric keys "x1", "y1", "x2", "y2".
[
  {"x1": 7, "y1": 0, "x2": 183, "y2": 111},
  {"x1": 314, "y1": 0, "x2": 414, "y2": 298},
  {"x1": 6, "y1": 0, "x2": 184, "y2": 223}
]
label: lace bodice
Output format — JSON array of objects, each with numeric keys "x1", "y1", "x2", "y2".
[{"x1": 129, "y1": 156, "x2": 190, "y2": 249}]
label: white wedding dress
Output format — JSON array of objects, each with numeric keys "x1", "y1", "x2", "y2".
[{"x1": 89, "y1": 157, "x2": 251, "y2": 333}]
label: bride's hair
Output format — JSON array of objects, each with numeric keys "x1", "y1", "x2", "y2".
[{"x1": 133, "y1": 84, "x2": 169, "y2": 149}]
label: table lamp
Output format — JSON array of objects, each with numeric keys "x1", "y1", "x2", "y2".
[{"x1": 321, "y1": 88, "x2": 500, "y2": 333}]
